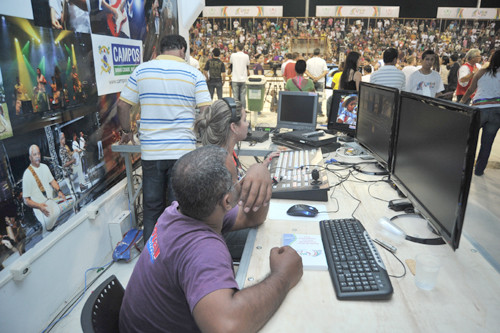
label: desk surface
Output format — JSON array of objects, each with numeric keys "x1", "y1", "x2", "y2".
[{"x1": 240, "y1": 154, "x2": 500, "y2": 332}]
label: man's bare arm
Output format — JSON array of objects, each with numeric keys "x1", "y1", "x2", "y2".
[
  {"x1": 24, "y1": 197, "x2": 49, "y2": 217},
  {"x1": 117, "y1": 99, "x2": 134, "y2": 144},
  {"x1": 193, "y1": 246, "x2": 303, "y2": 333}
]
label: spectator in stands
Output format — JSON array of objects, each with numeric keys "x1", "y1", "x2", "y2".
[
  {"x1": 456, "y1": 48, "x2": 481, "y2": 103},
  {"x1": 447, "y1": 53, "x2": 460, "y2": 95},
  {"x1": 306, "y1": 48, "x2": 329, "y2": 116},
  {"x1": 460, "y1": 49, "x2": 500, "y2": 176},
  {"x1": 285, "y1": 60, "x2": 315, "y2": 93},
  {"x1": 331, "y1": 61, "x2": 344, "y2": 90},
  {"x1": 440, "y1": 55, "x2": 450, "y2": 91},
  {"x1": 283, "y1": 52, "x2": 299, "y2": 83},
  {"x1": 339, "y1": 51, "x2": 362, "y2": 91},
  {"x1": 406, "y1": 49, "x2": 444, "y2": 98},
  {"x1": 204, "y1": 48, "x2": 226, "y2": 100},
  {"x1": 254, "y1": 54, "x2": 264, "y2": 75},
  {"x1": 361, "y1": 65, "x2": 372, "y2": 82},
  {"x1": 281, "y1": 53, "x2": 294, "y2": 78},
  {"x1": 369, "y1": 47, "x2": 406, "y2": 90},
  {"x1": 189, "y1": 49, "x2": 200, "y2": 70},
  {"x1": 402, "y1": 55, "x2": 419, "y2": 88},
  {"x1": 229, "y1": 43, "x2": 250, "y2": 109}
]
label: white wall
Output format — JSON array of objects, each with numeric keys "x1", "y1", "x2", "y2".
[{"x1": 0, "y1": 178, "x2": 131, "y2": 333}]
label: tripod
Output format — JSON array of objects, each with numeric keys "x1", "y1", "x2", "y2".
[{"x1": 264, "y1": 68, "x2": 283, "y2": 112}]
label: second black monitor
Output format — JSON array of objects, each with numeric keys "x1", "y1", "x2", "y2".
[
  {"x1": 327, "y1": 89, "x2": 358, "y2": 137},
  {"x1": 356, "y1": 82, "x2": 400, "y2": 171}
]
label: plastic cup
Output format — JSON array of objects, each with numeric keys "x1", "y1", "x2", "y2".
[{"x1": 415, "y1": 254, "x2": 441, "y2": 291}]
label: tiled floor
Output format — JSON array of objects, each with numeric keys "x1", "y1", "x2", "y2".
[{"x1": 48, "y1": 91, "x2": 500, "y2": 332}]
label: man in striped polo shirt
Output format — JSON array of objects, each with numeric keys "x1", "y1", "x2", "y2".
[
  {"x1": 370, "y1": 47, "x2": 406, "y2": 90},
  {"x1": 118, "y1": 34, "x2": 211, "y2": 244}
]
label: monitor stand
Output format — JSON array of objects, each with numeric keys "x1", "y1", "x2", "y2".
[{"x1": 389, "y1": 214, "x2": 445, "y2": 246}]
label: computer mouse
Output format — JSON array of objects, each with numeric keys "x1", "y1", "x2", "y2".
[{"x1": 286, "y1": 204, "x2": 319, "y2": 217}]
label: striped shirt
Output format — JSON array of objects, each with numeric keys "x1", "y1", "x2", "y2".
[
  {"x1": 370, "y1": 65, "x2": 406, "y2": 90},
  {"x1": 120, "y1": 55, "x2": 211, "y2": 160}
]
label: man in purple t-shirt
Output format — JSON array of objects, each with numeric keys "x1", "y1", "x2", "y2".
[{"x1": 120, "y1": 146, "x2": 303, "y2": 332}]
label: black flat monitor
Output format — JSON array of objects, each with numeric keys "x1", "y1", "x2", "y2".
[
  {"x1": 356, "y1": 82, "x2": 399, "y2": 171},
  {"x1": 391, "y1": 92, "x2": 480, "y2": 250},
  {"x1": 327, "y1": 90, "x2": 358, "y2": 137},
  {"x1": 277, "y1": 91, "x2": 318, "y2": 131}
]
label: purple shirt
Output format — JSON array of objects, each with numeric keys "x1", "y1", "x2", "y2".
[
  {"x1": 254, "y1": 63, "x2": 264, "y2": 75},
  {"x1": 119, "y1": 202, "x2": 239, "y2": 333}
]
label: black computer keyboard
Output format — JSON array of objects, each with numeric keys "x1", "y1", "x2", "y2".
[{"x1": 319, "y1": 218, "x2": 393, "y2": 300}]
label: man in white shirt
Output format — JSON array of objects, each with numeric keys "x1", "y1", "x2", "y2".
[
  {"x1": 361, "y1": 65, "x2": 372, "y2": 82},
  {"x1": 306, "y1": 48, "x2": 329, "y2": 116},
  {"x1": 406, "y1": 50, "x2": 444, "y2": 98},
  {"x1": 229, "y1": 44, "x2": 250, "y2": 109},
  {"x1": 189, "y1": 49, "x2": 200, "y2": 70},
  {"x1": 370, "y1": 47, "x2": 406, "y2": 90},
  {"x1": 23, "y1": 145, "x2": 66, "y2": 235},
  {"x1": 402, "y1": 56, "x2": 419, "y2": 88},
  {"x1": 456, "y1": 48, "x2": 481, "y2": 102}
]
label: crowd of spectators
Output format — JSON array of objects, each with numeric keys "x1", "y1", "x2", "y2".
[{"x1": 189, "y1": 16, "x2": 500, "y2": 73}]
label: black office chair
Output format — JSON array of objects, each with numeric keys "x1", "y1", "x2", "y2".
[{"x1": 81, "y1": 274, "x2": 125, "y2": 333}]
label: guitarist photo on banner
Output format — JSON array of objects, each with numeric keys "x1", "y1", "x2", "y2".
[
  {"x1": 89, "y1": 0, "x2": 134, "y2": 38},
  {"x1": 22, "y1": 144, "x2": 73, "y2": 237}
]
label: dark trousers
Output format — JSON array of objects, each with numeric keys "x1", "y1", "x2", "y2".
[
  {"x1": 475, "y1": 107, "x2": 500, "y2": 175},
  {"x1": 141, "y1": 159, "x2": 177, "y2": 245},
  {"x1": 208, "y1": 81, "x2": 223, "y2": 100}
]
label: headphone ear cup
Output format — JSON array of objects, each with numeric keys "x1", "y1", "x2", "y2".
[{"x1": 222, "y1": 97, "x2": 238, "y2": 123}]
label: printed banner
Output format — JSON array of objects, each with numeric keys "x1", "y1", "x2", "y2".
[
  {"x1": 91, "y1": 34, "x2": 143, "y2": 96},
  {"x1": 316, "y1": 6, "x2": 400, "y2": 18},
  {"x1": 437, "y1": 7, "x2": 499, "y2": 20},
  {"x1": 203, "y1": 6, "x2": 283, "y2": 17}
]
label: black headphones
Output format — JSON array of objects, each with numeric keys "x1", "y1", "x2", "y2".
[{"x1": 222, "y1": 97, "x2": 240, "y2": 123}]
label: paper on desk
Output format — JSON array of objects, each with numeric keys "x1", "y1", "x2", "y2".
[{"x1": 267, "y1": 202, "x2": 328, "y2": 221}]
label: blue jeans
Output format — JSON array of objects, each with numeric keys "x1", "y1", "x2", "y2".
[
  {"x1": 314, "y1": 81, "x2": 324, "y2": 115},
  {"x1": 231, "y1": 81, "x2": 246, "y2": 109},
  {"x1": 141, "y1": 159, "x2": 177, "y2": 244},
  {"x1": 208, "y1": 81, "x2": 223, "y2": 100},
  {"x1": 475, "y1": 107, "x2": 500, "y2": 175}
]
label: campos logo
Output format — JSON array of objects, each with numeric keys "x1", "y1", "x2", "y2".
[{"x1": 98, "y1": 45, "x2": 112, "y2": 75}]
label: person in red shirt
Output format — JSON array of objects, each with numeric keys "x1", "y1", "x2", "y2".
[
  {"x1": 283, "y1": 52, "x2": 299, "y2": 83},
  {"x1": 456, "y1": 48, "x2": 481, "y2": 103}
]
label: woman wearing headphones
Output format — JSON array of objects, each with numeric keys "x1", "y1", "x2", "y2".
[{"x1": 195, "y1": 99, "x2": 278, "y2": 175}]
